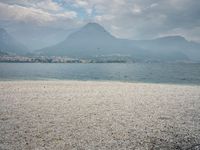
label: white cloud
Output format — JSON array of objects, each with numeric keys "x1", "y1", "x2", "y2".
[
  {"x1": 73, "y1": 0, "x2": 200, "y2": 41},
  {"x1": 54, "y1": 11, "x2": 77, "y2": 19},
  {"x1": 132, "y1": 4, "x2": 142, "y2": 14},
  {"x1": 150, "y1": 3, "x2": 158, "y2": 8},
  {"x1": 86, "y1": 8, "x2": 93, "y2": 15},
  {"x1": 0, "y1": 2, "x2": 77, "y2": 25},
  {"x1": 0, "y1": 2, "x2": 54, "y2": 24},
  {"x1": 0, "y1": 0, "x2": 200, "y2": 42},
  {"x1": 35, "y1": 0, "x2": 61, "y2": 11},
  {"x1": 95, "y1": 15, "x2": 114, "y2": 21},
  {"x1": 73, "y1": 0, "x2": 89, "y2": 8}
]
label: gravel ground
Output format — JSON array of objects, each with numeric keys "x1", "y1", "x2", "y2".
[{"x1": 0, "y1": 81, "x2": 200, "y2": 150}]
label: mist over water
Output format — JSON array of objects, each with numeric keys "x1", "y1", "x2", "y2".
[{"x1": 0, "y1": 63, "x2": 200, "y2": 85}]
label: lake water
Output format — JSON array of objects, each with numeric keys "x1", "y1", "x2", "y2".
[{"x1": 0, "y1": 63, "x2": 200, "y2": 85}]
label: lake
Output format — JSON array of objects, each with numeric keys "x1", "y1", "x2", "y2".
[{"x1": 0, "y1": 63, "x2": 200, "y2": 85}]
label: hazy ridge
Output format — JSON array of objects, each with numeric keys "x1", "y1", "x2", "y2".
[{"x1": 0, "y1": 23, "x2": 200, "y2": 62}]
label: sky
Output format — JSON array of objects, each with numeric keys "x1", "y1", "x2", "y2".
[{"x1": 0, "y1": 0, "x2": 200, "y2": 42}]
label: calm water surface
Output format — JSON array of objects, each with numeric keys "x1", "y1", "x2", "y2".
[{"x1": 0, "y1": 63, "x2": 200, "y2": 85}]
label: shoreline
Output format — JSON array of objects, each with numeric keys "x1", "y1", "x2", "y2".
[
  {"x1": 0, "y1": 79, "x2": 200, "y2": 87},
  {"x1": 0, "y1": 81, "x2": 200, "y2": 149}
]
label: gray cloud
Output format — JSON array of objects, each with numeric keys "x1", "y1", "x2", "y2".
[{"x1": 0, "y1": 0, "x2": 200, "y2": 42}]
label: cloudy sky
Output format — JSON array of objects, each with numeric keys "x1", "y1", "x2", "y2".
[{"x1": 0, "y1": 0, "x2": 200, "y2": 43}]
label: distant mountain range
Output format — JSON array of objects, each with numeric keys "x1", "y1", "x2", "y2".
[
  {"x1": 0, "y1": 23, "x2": 200, "y2": 62},
  {"x1": 0, "y1": 28, "x2": 28, "y2": 55},
  {"x1": 37, "y1": 23, "x2": 200, "y2": 62},
  {"x1": 132, "y1": 36, "x2": 200, "y2": 61},
  {"x1": 38, "y1": 23, "x2": 151, "y2": 61}
]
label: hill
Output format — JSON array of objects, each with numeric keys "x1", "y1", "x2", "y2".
[
  {"x1": 0, "y1": 28, "x2": 28, "y2": 55},
  {"x1": 37, "y1": 23, "x2": 198, "y2": 62}
]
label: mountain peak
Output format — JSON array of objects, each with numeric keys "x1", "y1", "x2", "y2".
[
  {"x1": 67, "y1": 22, "x2": 114, "y2": 40},
  {"x1": 84, "y1": 22, "x2": 104, "y2": 28},
  {"x1": 157, "y1": 35, "x2": 186, "y2": 41},
  {"x1": 81, "y1": 22, "x2": 108, "y2": 33}
]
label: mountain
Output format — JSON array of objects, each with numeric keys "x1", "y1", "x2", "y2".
[
  {"x1": 38, "y1": 23, "x2": 150, "y2": 60},
  {"x1": 0, "y1": 28, "x2": 28, "y2": 55},
  {"x1": 133, "y1": 36, "x2": 200, "y2": 61},
  {"x1": 0, "y1": 50, "x2": 8, "y2": 56},
  {"x1": 11, "y1": 26, "x2": 75, "y2": 50},
  {"x1": 38, "y1": 23, "x2": 191, "y2": 62}
]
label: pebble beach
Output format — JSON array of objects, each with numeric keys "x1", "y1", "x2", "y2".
[{"x1": 0, "y1": 81, "x2": 200, "y2": 149}]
